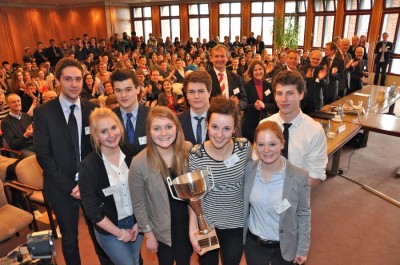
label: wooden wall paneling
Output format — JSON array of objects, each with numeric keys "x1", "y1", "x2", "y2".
[
  {"x1": 209, "y1": 2, "x2": 218, "y2": 37},
  {"x1": 6, "y1": 7, "x2": 37, "y2": 64},
  {"x1": 305, "y1": 0, "x2": 315, "y2": 50},
  {"x1": 151, "y1": 5, "x2": 160, "y2": 39},
  {"x1": 335, "y1": 0, "x2": 345, "y2": 39},
  {"x1": 179, "y1": 3, "x2": 188, "y2": 43},
  {"x1": 0, "y1": 8, "x2": 16, "y2": 62},
  {"x1": 368, "y1": 0, "x2": 384, "y2": 72},
  {"x1": 241, "y1": 1, "x2": 250, "y2": 38},
  {"x1": 31, "y1": 8, "x2": 58, "y2": 45}
]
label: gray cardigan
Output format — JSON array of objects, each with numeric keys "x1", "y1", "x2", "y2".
[
  {"x1": 243, "y1": 159, "x2": 311, "y2": 261},
  {"x1": 129, "y1": 142, "x2": 191, "y2": 246}
]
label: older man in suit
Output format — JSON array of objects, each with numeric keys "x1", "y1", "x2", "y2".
[
  {"x1": 208, "y1": 44, "x2": 247, "y2": 110},
  {"x1": 336, "y1": 38, "x2": 357, "y2": 97},
  {"x1": 350, "y1": 47, "x2": 369, "y2": 93},
  {"x1": 374, "y1": 32, "x2": 393, "y2": 86},
  {"x1": 178, "y1": 71, "x2": 211, "y2": 145},
  {"x1": 320, "y1": 42, "x2": 344, "y2": 104},
  {"x1": 34, "y1": 58, "x2": 111, "y2": 265}
]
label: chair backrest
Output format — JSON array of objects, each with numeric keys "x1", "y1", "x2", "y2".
[
  {"x1": 0, "y1": 180, "x2": 7, "y2": 207},
  {"x1": 15, "y1": 155, "x2": 43, "y2": 189}
]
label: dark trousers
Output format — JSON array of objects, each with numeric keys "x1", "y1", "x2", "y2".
[
  {"x1": 244, "y1": 233, "x2": 293, "y2": 265},
  {"x1": 156, "y1": 225, "x2": 193, "y2": 265},
  {"x1": 50, "y1": 196, "x2": 112, "y2": 265},
  {"x1": 199, "y1": 227, "x2": 243, "y2": 265},
  {"x1": 374, "y1": 61, "x2": 389, "y2": 86}
]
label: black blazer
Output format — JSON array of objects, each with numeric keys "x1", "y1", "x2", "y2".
[
  {"x1": 335, "y1": 50, "x2": 354, "y2": 92},
  {"x1": 208, "y1": 69, "x2": 247, "y2": 110},
  {"x1": 242, "y1": 78, "x2": 277, "y2": 142},
  {"x1": 350, "y1": 59, "x2": 368, "y2": 93},
  {"x1": 79, "y1": 150, "x2": 134, "y2": 235},
  {"x1": 33, "y1": 98, "x2": 97, "y2": 202},
  {"x1": 114, "y1": 104, "x2": 149, "y2": 164},
  {"x1": 226, "y1": 66, "x2": 244, "y2": 78},
  {"x1": 374, "y1": 41, "x2": 393, "y2": 63},
  {"x1": 299, "y1": 64, "x2": 327, "y2": 113},
  {"x1": 320, "y1": 56, "x2": 344, "y2": 103}
]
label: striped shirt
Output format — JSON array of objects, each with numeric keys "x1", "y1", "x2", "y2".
[{"x1": 189, "y1": 139, "x2": 251, "y2": 229}]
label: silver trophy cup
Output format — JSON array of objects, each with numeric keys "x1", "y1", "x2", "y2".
[{"x1": 166, "y1": 168, "x2": 220, "y2": 254}]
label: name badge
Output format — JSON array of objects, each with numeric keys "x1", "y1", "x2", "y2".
[
  {"x1": 233, "y1": 87, "x2": 240, "y2": 95},
  {"x1": 102, "y1": 185, "x2": 118, "y2": 197},
  {"x1": 85, "y1": 126, "x2": 90, "y2": 135},
  {"x1": 264, "y1": 89, "x2": 271, "y2": 97},
  {"x1": 139, "y1": 136, "x2": 147, "y2": 145},
  {"x1": 274, "y1": 198, "x2": 291, "y2": 214},
  {"x1": 224, "y1": 153, "x2": 240, "y2": 168}
]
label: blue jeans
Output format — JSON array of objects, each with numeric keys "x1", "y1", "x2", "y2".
[{"x1": 94, "y1": 215, "x2": 144, "y2": 265}]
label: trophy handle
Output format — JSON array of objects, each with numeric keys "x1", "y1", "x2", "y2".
[
  {"x1": 166, "y1": 177, "x2": 184, "y2": 201},
  {"x1": 206, "y1": 166, "x2": 215, "y2": 191}
]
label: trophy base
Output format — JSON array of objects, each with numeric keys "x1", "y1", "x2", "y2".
[{"x1": 196, "y1": 229, "x2": 220, "y2": 255}]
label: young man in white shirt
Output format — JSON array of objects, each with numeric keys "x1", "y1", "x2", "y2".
[{"x1": 260, "y1": 70, "x2": 328, "y2": 188}]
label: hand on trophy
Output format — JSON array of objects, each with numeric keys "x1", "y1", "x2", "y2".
[
  {"x1": 189, "y1": 218, "x2": 203, "y2": 254},
  {"x1": 145, "y1": 231, "x2": 158, "y2": 253}
]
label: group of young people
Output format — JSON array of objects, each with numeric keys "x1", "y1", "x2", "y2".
[{"x1": 30, "y1": 40, "x2": 316, "y2": 265}]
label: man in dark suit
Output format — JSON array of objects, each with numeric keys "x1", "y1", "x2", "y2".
[
  {"x1": 348, "y1": 35, "x2": 368, "y2": 61},
  {"x1": 336, "y1": 38, "x2": 356, "y2": 97},
  {"x1": 45, "y1": 39, "x2": 62, "y2": 68},
  {"x1": 178, "y1": 71, "x2": 211, "y2": 145},
  {"x1": 320, "y1": 42, "x2": 344, "y2": 104},
  {"x1": 299, "y1": 50, "x2": 328, "y2": 114},
  {"x1": 208, "y1": 44, "x2": 247, "y2": 110},
  {"x1": 374, "y1": 32, "x2": 393, "y2": 86},
  {"x1": 226, "y1": 57, "x2": 244, "y2": 78},
  {"x1": 111, "y1": 69, "x2": 150, "y2": 164},
  {"x1": 350, "y1": 47, "x2": 369, "y2": 93},
  {"x1": 34, "y1": 58, "x2": 111, "y2": 265}
]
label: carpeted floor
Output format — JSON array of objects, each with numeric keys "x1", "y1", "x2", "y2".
[{"x1": 1, "y1": 111, "x2": 399, "y2": 265}]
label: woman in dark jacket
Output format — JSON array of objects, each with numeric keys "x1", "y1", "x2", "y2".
[
  {"x1": 79, "y1": 108, "x2": 143, "y2": 265},
  {"x1": 242, "y1": 60, "x2": 278, "y2": 143}
]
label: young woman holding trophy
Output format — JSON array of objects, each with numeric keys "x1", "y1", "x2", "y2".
[
  {"x1": 189, "y1": 96, "x2": 251, "y2": 265},
  {"x1": 129, "y1": 106, "x2": 193, "y2": 265},
  {"x1": 243, "y1": 121, "x2": 310, "y2": 265}
]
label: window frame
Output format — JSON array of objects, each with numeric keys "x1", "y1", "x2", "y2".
[
  {"x1": 160, "y1": 4, "x2": 181, "y2": 42},
  {"x1": 132, "y1": 6, "x2": 153, "y2": 42},
  {"x1": 187, "y1": 3, "x2": 210, "y2": 40}
]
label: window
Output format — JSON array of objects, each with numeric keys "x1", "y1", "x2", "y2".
[
  {"x1": 160, "y1": 5, "x2": 180, "y2": 42},
  {"x1": 380, "y1": 7, "x2": 400, "y2": 74},
  {"x1": 284, "y1": 0, "x2": 308, "y2": 47},
  {"x1": 132, "y1": 7, "x2": 152, "y2": 41},
  {"x1": 250, "y1": 1, "x2": 275, "y2": 49},
  {"x1": 343, "y1": 0, "x2": 372, "y2": 38},
  {"x1": 188, "y1": 4, "x2": 210, "y2": 41},
  {"x1": 219, "y1": 2, "x2": 241, "y2": 42},
  {"x1": 313, "y1": 0, "x2": 337, "y2": 48}
]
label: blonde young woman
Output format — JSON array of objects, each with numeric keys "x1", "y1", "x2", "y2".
[
  {"x1": 129, "y1": 106, "x2": 193, "y2": 265},
  {"x1": 79, "y1": 108, "x2": 143, "y2": 265}
]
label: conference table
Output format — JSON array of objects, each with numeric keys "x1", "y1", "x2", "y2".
[{"x1": 318, "y1": 85, "x2": 400, "y2": 175}]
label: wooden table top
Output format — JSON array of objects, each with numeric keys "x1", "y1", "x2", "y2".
[
  {"x1": 313, "y1": 118, "x2": 361, "y2": 157},
  {"x1": 321, "y1": 85, "x2": 400, "y2": 114}
]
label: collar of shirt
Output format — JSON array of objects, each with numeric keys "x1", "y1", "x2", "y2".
[
  {"x1": 59, "y1": 93, "x2": 81, "y2": 114},
  {"x1": 102, "y1": 148, "x2": 126, "y2": 169},
  {"x1": 214, "y1": 68, "x2": 226, "y2": 78},
  {"x1": 121, "y1": 104, "x2": 139, "y2": 122},
  {"x1": 256, "y1": 158, "x2": 286, "y2": 182},
  {"x1": 190, "y1": 108, "x2": 207, "y2": 119},
  {"x1": 9, "y1": 111, "x2": 22, "y2": 120},
  {"x1": 277, "y1": 110, "x2": 303, "y2": 128}
]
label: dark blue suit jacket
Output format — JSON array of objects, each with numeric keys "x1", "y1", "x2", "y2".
[{"x1": 114, "y1": 104, "x2": 149, "y2": 165}]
